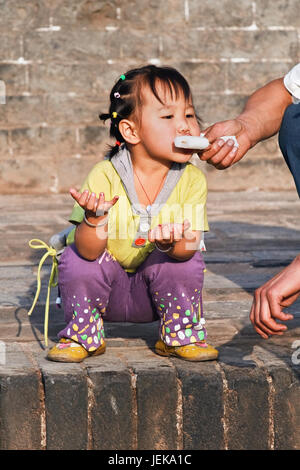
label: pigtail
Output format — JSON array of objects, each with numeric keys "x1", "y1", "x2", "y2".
[
  {"x1": 99, "y1": 75, "x2": 134, "y2": 158},
  {"x1": 99, "y1": 112, "x2": 110, "y2": 121},
  {"x1": 99, "y1": 109, "x2": 125, "y2": 159}
]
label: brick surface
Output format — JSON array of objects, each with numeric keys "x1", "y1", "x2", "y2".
[
  {"x1": 0, "y1": 0, "x2": 49, "y2": 31},
  {"x1": 39, "y1": 359, "x2": 89, "y2": 450},
  {"x1": 177, "y1": 361, "x2": 225, "y2": 450},
  {"x1": 222, "y1": 364, "x2": 270, "y2": 450},
  {"x1": 0, "y1": 64, "x2": 27, "y2": 97},
  {"x1": 227, "y1": 62, "x2": 292, "y2": 95},
  {"x1": 0, "y1": 343, "x2": 42, "y2": 450},
  {"x1": 255, "y1": 0, "x2": 300, "y2": 28},
  {"x1": 55, "y1": 154, "x2": 104, "y2": 193},
  {"x1": 0, "y1": 95, "x2": 46, "y2": 127},
  {"x1": 0, "y1": 33, "x2": 22, "y2": 61},
  {"x1": 270, "y1": 365, "x2": 300, "y2": 450},
  {"x1": 119, "y1": 31, "x2": 160, "y2": 60},
  {"x1": 162, "y1": 30, "x2": 299, "y2": 62},
  {"x1": 0, "y1": 156, "x2": 57, "y2": 194},
  {"x1": 0, "y1": 1, "x2": 299, "y2": 193},
  {"x1": 10, "y1": 126, "x2": 79, "y2": 157},
  {"x1": 45, "y1": 94, "x2": 101, "y2": 126},
  {"x1": 176, "y1": 61, "x2": 227, "y2": 95},
  {"x1": 86, "y1": 357, "x2": 135, "y2": 450},
  {"x1": 0, "y1": 130, "x2": 9, "y2": 157},
  {"x1": 201, "y1": 155, "x2": 295, "y2": 192},
  {"x1": 23, "y1": 30, "x2": 121, "y2": 63},
  {"x1": 79, "y1": 126, "x2": 110, "y2": 156},
  {"x1": 188, "y1": 0, "x2": 254, "y2": 28},
  {"x1": 134, "y1": 362, "x2": 179, "y2": 450},
  {"x1": 196, "y1": 93, "x2": 248, "y2": 125},
  {"x1": 122, "y1": 0, "x2": 185, "y2": 30},
  {"x1": 29, "y1": 63, "x2": 108, "y2": 96},
  {"x1": 0, "y1": 370, "x2": 42, "y2": 449},
  {"x1": 50, "y1": 0, "x2": 120, "y2": 29}
]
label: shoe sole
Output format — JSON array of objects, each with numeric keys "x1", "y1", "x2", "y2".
[
  {"x1": 47, "y1": 354, "x2": 85, "y2": 363},
  {"x1": 155, "y1": 346, "x2": 218, "y2": 362},
  {"x1": 47, "y1": 345, "x2": 106, "y2": 363}
]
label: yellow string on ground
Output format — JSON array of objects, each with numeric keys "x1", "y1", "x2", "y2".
[{"x1": 28, "y1": 239, "x2": 58, "y2": 346}]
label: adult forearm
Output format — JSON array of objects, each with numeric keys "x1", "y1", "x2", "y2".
[{"x1": 237, "y1": 78, "x2": 292, "y2": 147}]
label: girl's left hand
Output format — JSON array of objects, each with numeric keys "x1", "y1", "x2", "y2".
[{"x1": 148, "y1": 220, "x2": 191, "y2": 249}]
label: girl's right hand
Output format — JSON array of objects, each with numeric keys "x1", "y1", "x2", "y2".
[
  {"x1": 69, "y1": 188, "x2": 119, "y2": 223},
  {"x1": 148, "y1": 220, "x2": 191, "y2": 248}
]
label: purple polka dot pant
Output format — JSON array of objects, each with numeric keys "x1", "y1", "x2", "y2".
[{"x1": 57, "y1": 244, "x2": 207, "y2": 351}]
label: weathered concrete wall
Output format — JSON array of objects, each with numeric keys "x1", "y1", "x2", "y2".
[{"x1": 0, "y1": 0, "x2": 299, "y2": 194}]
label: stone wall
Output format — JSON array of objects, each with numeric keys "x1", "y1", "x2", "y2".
[{"x1": 0, "y1": 0, "x2": 299, "y2": 194}]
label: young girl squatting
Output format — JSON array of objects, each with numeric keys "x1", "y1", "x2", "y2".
[{"x1": 47, "y1": 65, "x2": 219, "y2": 362}]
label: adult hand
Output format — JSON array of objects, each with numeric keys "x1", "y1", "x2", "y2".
[
  {"x1": 198, "y1": 77, "x2": 292, "y2": 170},
  {"x1": 198, "y1": 118, "x2": 252, "y2": 170},
  {"x1": 249, "y1": 256, "x2": 300, "y2": 338}
]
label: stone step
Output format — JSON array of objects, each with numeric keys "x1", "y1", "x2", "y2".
[
  {"x1": 0, "y1": 338, "x2": 299, "y2": 450},
  {"x1": 0, "y1": 191, "x2": 299, "y2": 450}
]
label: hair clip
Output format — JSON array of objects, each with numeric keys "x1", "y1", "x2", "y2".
[
  {"x1": 115, "y1": 141, "x2": 121, "y2": 146},
  {"x1": 120, "y1": 74, "x2": 126, "y2": 81},
  {"x1": 112, "y1": 112, "x2": 118, "y2": 119},
  {"x1": 114, "y1": 92, "x2": 121, "y2": 98}
]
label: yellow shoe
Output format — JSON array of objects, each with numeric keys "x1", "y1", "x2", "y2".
[
  {"x1": 47, "y1": 338, "x2": 106, "y2": 363},
  {"x1": 155, "y1": 339, "x2": 218, "y2": 362}
]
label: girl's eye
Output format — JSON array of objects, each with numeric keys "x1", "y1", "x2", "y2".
[
  {"x1": 186, "y1": 113, "x2": 195, "y2": 118},
  {"x1": 162, "y1": 115, "x2": 173, "y2": 119}
]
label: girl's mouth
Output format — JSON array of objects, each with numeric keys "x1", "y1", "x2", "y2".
[{"x1": 173, "y1": 144, "x2": 193, "y2": 156}]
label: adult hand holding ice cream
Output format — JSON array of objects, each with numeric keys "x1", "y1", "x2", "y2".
[
  {"x1": 196, "y1": 63, "x2": 300, "y2": 339},
  {"x1": 198, "y1": 64, "x2": 300, "y2": 170}
]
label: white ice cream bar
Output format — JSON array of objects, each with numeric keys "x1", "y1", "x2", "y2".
[
  {"x1": 174, "y1": 134, "x2": 239, "y2": 150},
  {"x1": 174, "y1": 135, "x2": 210, "y2": 150}
]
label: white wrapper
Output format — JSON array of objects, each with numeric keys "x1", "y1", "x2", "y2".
[{"x1": 218, "y1": 135, "x2": 239, "y2": 147}]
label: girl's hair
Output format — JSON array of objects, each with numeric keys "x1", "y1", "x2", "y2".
[{"x1": 99, "y1": 64, "x2": 196, "y2": 158}]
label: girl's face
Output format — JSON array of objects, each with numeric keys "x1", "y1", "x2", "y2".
[{"x1": 136, "y1": 81, "x2": 201, "y2": 164}]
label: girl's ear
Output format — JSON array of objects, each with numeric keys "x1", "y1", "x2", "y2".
[{"x1": 118, "y1": 119, "x2": 140, "y2": 145}]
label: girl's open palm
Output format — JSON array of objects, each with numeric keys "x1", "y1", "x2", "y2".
[{"x1": 69, "y1": 188, "x2": 119, "y2": 218}]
